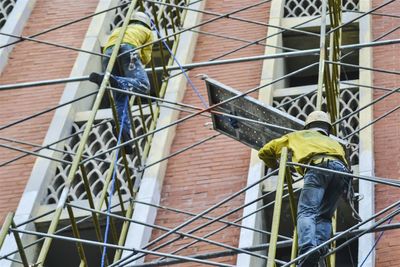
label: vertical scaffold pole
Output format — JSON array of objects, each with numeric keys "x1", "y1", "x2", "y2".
[
  {"x1": 285, "y1": 171, "x2": 298, "y2": 267},
  {"x1": 1, "y1": 212, "x2": 30, "y2": 267},
  {"x1": 66, "y1": 205, "x2": 88, "y2": 267},
  {"x1": 0, "y1": 213, "x2": 13, "y2": 251},
  {"x1": 316, "y1": 0, "x2": 328, "y2": 109},
  {"x1": 0, "y1": 213, "x2": 30, "y2": 266},
  {"x1": 10, "y1": 222, "x2": 30, "y2": 267},
  {"x1": 266, "y1": 147, "x2": 289, "y2": 267},
  {"x1": 326, "y1": 0, "x2": 342, "y2": 265}
]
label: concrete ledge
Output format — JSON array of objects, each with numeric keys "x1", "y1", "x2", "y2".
[{"x1": 121, "y1": 0, "x2": 206, "y2": 263}]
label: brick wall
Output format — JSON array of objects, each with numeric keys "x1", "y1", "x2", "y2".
[
  {"x1": 148, "y1": 1, "x2": 270, "y2": 265},
  {"x1": 0, "y1": 0, "x2": 98, "y2": 223},
  {"x1": 372, "y1": 1, "x2": 400, "y2": 266}
]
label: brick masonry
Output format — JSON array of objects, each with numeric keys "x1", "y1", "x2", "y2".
[
  {"x1": 0, "y1": 0, "x2": 98, "y2": 223},
  {"x1": 1, "y1": 0, "x2": 398, "y2": 266},
  {"x1": 372, "y1": 1, "x2": 400, "y2": 266},
  {"x1": 147, "y1": 1, "x2": 270, "y2": 265}
]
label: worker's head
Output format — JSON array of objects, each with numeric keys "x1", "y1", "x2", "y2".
[
  {"x1": 304, "y1": 111, "x2": 331, "y2": 136},
  {"x1": 130, "y1": 11, "x2": 152, "y2": 30}
]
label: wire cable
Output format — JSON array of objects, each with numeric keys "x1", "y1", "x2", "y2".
[
  {"x1": 147, "y1": 13, "x2": 209, "y2": 107},
  {"x1": 359, "y1": 207, "x2": 399, "y2": 267},
  {"x1": 100, "y1": 95, "x2": 129, "y2": 267}
]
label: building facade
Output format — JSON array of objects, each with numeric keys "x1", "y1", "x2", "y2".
[{"x1": 0, "y1": 0, "x2": 398, "y2": 266}]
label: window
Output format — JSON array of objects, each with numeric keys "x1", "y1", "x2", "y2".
[{"x1": 282, "y1": 25, "x2": 359, "y2": 87}]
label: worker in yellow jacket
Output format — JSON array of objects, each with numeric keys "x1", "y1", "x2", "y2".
[
  {"x1": 89, "y1": 12, "x2": 154, "y2": 153},
  {"x1": 258, "y1": 111, "x2": 350, "y2": 267}
]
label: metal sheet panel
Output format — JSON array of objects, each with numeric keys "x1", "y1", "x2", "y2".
[{"x1": 205, "y1": 77, "x2": 304, "y2": 150}]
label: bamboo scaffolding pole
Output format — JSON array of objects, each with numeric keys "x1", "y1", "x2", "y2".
[
  {"x1": 66, "y1": 205, "x2": 89, "y2": 267},
  {"x1": 316, "y1": 0, "x2": 328, "y2": 110},
  {"x1": 266, "y1": 148, "x2": 289, "y2": 267}
]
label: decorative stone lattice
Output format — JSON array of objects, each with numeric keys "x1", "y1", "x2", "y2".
[
  {"x1": 284, "y1": 0, "x2": 359, "y2": 18},
  {"x1": 44, "y1": 0, "x2": 188, "y2": 205},
  {"x1": 44, "y1": 0, "x2": 187, "y2": 204},
  {"x1": 44, "y1": 116, "x2": 152, "y2": 204},
  {"x1": 272, "y1": 88, "x2": 360, "y2": 165},
  {"x1": 0, "y1": 0, "x2": 17, "y2": 30},
  {"x1": 110, "y1": 0, "x2": 187, "y2": 32}
]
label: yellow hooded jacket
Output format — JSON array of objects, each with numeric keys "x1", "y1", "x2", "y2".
[
  {"x1": 258, "y1": 130, "x2": 347, "y2": 175},
  {"x1": 104, "y1": 24, "x2": 154, "y2": 65}
]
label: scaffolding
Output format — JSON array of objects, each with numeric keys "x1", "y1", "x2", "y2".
[{"x1": 0, "y1": 0, "x2": 399, "y2": 266}]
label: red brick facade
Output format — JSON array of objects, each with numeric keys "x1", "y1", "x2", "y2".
[
  {"x1": 372, "y1": 1, "x2": 400, "y2": 266},
  {"x1": 148, "y1": 1, "x2": 270, "y2": 265},
  {"x1": 1, "y1": 0, "x2": 399, "y2": 266},
  {"x1": 0, "y1": 0, "x2": 98, "y2": 223}
]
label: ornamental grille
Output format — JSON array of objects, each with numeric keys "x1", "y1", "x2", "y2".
[
  {"x1": 272, "y1": 88, "x2": 359, "y2": 165},
  {"x1": 110, "y1": 0, "x2": 186, "y2": 32},
  {"x1": 43, "y1": 116, "x2": 152, "y2": 204},
  {"x1": 0, "y1": 0, "x2": 17, "y2": 30},
  {"x1": 284, "y1": 0, "x2": 358, "y2": 18}
]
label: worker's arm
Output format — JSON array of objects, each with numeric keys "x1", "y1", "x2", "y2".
[
  {"x1": 141, "y1": 31, "x2": 154, "y2": 65},
  {"x1": 258, "y1": 135, "x2": 289, "y2": 169}
]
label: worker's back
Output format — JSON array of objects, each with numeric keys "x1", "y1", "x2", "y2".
[
  {"x1": 258, "y1": 129, "x2": 347, "y2": 174},
  {"x1": 285, "y1": 130, "x2": 346, "y2": 164}
]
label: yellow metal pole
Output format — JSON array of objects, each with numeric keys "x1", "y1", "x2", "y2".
[
  {"x1": 326, "y1": 1, "x2": 342, "y2": 264},
  {"x1": 112, "y1": 192, "x2": 137, "y2": 262},
  {"x1": 66, "y1": 205, "x2": 88, "y2": 267},
  {"x1": 329, "y1": 211, "x2": 338, "y2": 267},
  {"x1": 285, "y1": 171, "x2": 298, "y2": 267},
  {"x1": 79, "y1": 165, "x2": 107, "y2": 266},
  {"x1": 0, "y1": 212, "x2": 14, "y2": 250},
  {"x1": 2, "y1": 213, "x2": 30, "y2": 267},
  {"x1": 35, "y1": 1, "x2": 138, "y2": 265},
  {"x1": 316, "y1": 0, "x2": 328, "y2": 110},
  {"x1": 10, "y1": 221, "x2": 30, "y2": 267},
  {"x1": 266, "y1": 147, "x2": 288, "y2": 267}
]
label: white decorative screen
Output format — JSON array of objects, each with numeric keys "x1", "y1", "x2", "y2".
[
  {"x1": 44, "y1": 116, "x2": 152, "y2": 204},
  {"x1": 284, "y1": 0, "x2": 359, "y2": 18},
  {"x1": 272, "y1": 88, "x2": 359, "y2": 165},
  {"x1": 110, "y1": 0, "x2": 187, "y2": 32},
  {"x1": 0, "y1": 0, "x2": 17, "y2": 29}
]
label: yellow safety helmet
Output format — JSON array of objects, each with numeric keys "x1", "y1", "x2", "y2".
[
  {"x1": 130, "y1": 11, "x2": 151, "y2": 29},
  {"x1": 304, "y1": 111, "x2": 331, "y2": 129}
]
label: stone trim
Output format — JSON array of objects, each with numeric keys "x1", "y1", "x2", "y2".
[
  {"x1": 120, "y1": 0, "x2": 206, "y2": 263},
  {"x1": 237, "y1": 0, "x2": 285, "y2": 265},
  {"x1": 357, "y1": 0, "x2": 375, "y2": 265}
]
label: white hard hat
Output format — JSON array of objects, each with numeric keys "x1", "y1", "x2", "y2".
[
  {"x1": 130, "y1": 11, "x2": 151, "y2": 29},
  {"x1": 304, "y1": 111, "x2": 331, "y2": 129}
]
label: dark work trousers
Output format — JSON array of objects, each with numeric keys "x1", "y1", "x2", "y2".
[
  {"x1": 297, "y1": 160, "x2": 350, "y2": 267},
  {"x1": 102, "y1": 44, "x2": 150, "y2": 138}
]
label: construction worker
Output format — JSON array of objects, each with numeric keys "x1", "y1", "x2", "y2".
[
  {"x1": 89, "y1": 11, "x2": 154, "y2": 153},
  {"x1": 258, "y1": 111, "x2": 350, "y2": 267}
]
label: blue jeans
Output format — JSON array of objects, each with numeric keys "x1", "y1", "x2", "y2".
[
  {"x1": 297, "y1": 160, "x2": 350, "y2": 266},
  {"x1": 102, "y1": 44, "x2": 150, "y2": 136}
]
